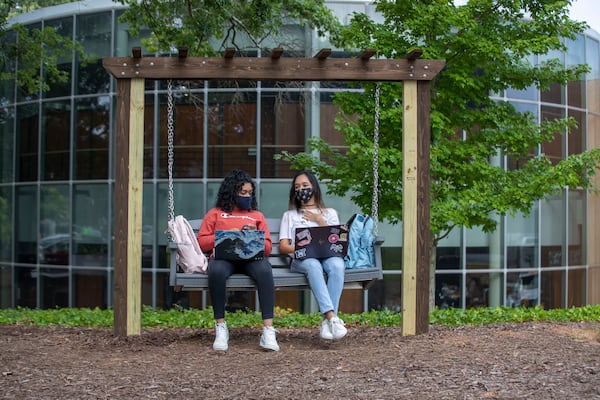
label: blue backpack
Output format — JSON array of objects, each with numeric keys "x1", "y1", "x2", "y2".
[{"x1": 344, "y1": 214, "x2": 375, "y2": 269}]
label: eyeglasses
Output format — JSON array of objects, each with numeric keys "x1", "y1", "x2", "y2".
[{"x1": 238, "y1": 190, "x2": 253, "y2": 196}]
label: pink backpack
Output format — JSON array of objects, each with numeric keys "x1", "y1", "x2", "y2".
[{"x1": 166, "y1": 215, "x2": 208, "y2": 274}]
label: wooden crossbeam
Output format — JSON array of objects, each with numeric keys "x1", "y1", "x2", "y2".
[
  {"x1": 103, "y1": 56, "x2": 444, "y2": 82},
  {"x1": 223, "y1": 48, "x2": 236, "y2": 58},
  {"x1": 314, "y1": 48, "x2": 332, "y2": 59},
  {"x1": 271, "y1": 48, "x2": 284, "y2": 59},
  {"x1": 358, "y1": 48, "x2": 376, "y2": 60}
]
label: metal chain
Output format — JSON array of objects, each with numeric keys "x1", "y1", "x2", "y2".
[
  {"x1": 167, "y1": 79, "x2": 175, "y2": 224},
  {"x1": 372, "y1": 83, "x2": 380, "y2": 235}
]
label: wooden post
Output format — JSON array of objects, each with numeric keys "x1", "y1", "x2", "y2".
[
  {"x1": 401, "y1": 80, "x2": 431, "y2": 336},
  {"x1": 113, "y1": 78, "x2": 145, "y2": 336}
]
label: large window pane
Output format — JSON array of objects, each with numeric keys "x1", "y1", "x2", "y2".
[
  {"x1": 76, "y1": 12, "x2": 111, "y2": 95},
  {"x1": 42, "y1": 101, "x2": 70, "y2": 181},
  {"x1": 15, "y1": 266, "x2": 36, "y2": 307},
  {"x1": 540, "y1": 270, "x2": 564, "y2": 308},
  {"x1": 40, "y1": 185, "x2": 70, "y2": 265},
  {"x1": 506, "y1": 208, "x2": 538, "y2": 269},
  {"x1": 0, "y1": 187, "x2": 12, "y2": 261},
  {"x1": 158, "y1": 91, "x2": 205, "y2": 178},
  {"x1": 260, "y1": 91, "x2": 305, "y2": 178},
  {"x1": 567, "y1": 268, "x2": 585, "y2": 307},
  {"x1": 73, "y1": 184, "x2": 109, "y2": 266},
  {"x1": 540, "y1": 49, "x2": 565, "y2": 104},
  {"x1": 568, "y1": 189, "x2": 584, "y2": 266},
  {"x1": 73, "y1": 269, "x2": 107, "y2": 308},
  {"x1": 586, "y1": 37, "x2": 600, "y2": 113},
  {"x1": 15, "y1": 186, "x2": 37, "y2": 264},
  {"x1": 0, "y1": 264, "x2": 12, "y2": 307},
  {"x1": 566, "y1": 35, "x2": 585, "y2": 109},
  {"x1": 75, "y1": 97, "x2": 110, "y2": 179},
  {"x1": 16, "y1": 103, "x2": 39, "y2": 182},
  {"x1": 541, "y1": 194, "x2": 565, "y2": 268},
  {"x1": 208, "y1": 92, "x2": 257, "y2": 177},
  {"x1": 568, "y1": 109, "x2": 584, "y2": 156},
  {"x1": 507, "y1": 271, "x2": 538, "y2": 307},
  {"x1": 44, "y1": 18, "x2": 73, "y2": 99},
  {"x1": 540, "y1": 105, "x2": 565, "y2": 165},
  {"x1": 17, "y1": 22, "x2": 41, "y2": 102},
  {"x1": 39, "y1": 266, "x2": 68, "y2": 308}
]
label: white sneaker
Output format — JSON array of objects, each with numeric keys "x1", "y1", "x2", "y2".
[
  {"x1": 260, "y1": 326, "x2": 280, "y2": 351},
  {"x1": 319, "y1": 319, "x2": 334, "y2": 340},
  {"x1": 330, "y1": 317, "x2": 347, "y2": 340},
  {"x1": 213, "y1": 322, "x2": 229, "y2": 351}
]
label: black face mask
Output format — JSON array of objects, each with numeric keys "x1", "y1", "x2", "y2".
[
  {"x1": 235, "y1": 195, "x2": 252, "y2": 210},
  {"x1": 295, "y1": 188, "x2": 314, "y2": 204}
]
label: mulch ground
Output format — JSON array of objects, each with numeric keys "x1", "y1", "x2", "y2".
[{"x1": 1, "y1": 321, "x2": 599, "y2": 399}]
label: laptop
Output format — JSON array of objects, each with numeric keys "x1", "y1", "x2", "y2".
[
  {"x1": 214, "y1": 230, "x2": 265, "y2": 261},
  {"x1": 294, "y1": 224, "x2": 349, "y2": 260}
]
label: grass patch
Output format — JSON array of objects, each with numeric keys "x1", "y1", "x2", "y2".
[{"x1": 0, "y1": 304, "x2": 598, "y2": 329}]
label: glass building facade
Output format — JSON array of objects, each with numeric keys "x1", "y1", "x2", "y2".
[{"x1": 1, "y1": 0, "x2": 599, "y2": 312}]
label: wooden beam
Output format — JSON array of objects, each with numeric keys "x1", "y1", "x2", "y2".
[
  {"x1": 404, "y1": 49, "x2": 423, "y2": 61},
  {"x1": 271, "y1": 48, "x2": 284, "y2": 59},
  {"x1": 113, "y1": 78, "x2": 144, "y2": 337},
  {"x1": 223, "y1": 48, "x2": 236, "y2": 58},
  {"x1": 358, "y1": 48, "x2": 376, "y2": 60},
  {"x1": 131, "y1": 47, "x2": 142, "y2": 59},
  {"x1": 314, "y1": 48, "x2": 332, "y2": 59},
  {"x1": 178, "y1": 47, "x2": 188, "y2": 59},
  {"x1": 102, "y1": 56, "x2": 444, "y2": 81}
]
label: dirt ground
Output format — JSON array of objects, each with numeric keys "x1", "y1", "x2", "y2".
[{"x1": 1, "y1": 321, "x2": 599, "y2": 400}]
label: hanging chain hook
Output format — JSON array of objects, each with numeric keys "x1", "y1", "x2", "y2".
[
  {"x1": 167, "y1": 79, "x2": 175, "y2": 224},
  {"x1": 372, "y1": 83, "x2": 380, "y2": 236}
]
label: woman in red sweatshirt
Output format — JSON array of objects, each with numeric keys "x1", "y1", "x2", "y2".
[{"x1": 197, "y1": 169, "x2": 278, "y2": 352}]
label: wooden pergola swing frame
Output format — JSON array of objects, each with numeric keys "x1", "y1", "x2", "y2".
[{"x1": 102, "y1": 47, "x2": 445, "y2": 337}]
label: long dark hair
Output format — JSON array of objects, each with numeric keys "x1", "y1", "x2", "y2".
[
  {"x1": 216, "y1": 169, "x2": 258, "y2": 212},
  {"x1": 288, "y1": 170, "x2": 326, "y2": 212}
]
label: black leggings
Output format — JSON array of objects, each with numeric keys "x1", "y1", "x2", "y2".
[{"x1": 207, "y1": 258, "x2": 275, "y2": 320}]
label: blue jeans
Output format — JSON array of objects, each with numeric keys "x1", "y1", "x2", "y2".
[{"x1": 290, "y1": 256, "x2": 345, "y2": 316}]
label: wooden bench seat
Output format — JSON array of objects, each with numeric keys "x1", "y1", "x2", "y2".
[{"x1": 169, "y1": 217, "x2": 384, "y2": 291}]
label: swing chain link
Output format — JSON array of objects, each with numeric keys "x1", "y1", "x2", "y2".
[
  {"x1": 167, "y1": 79, "x2": 175, "y2": 224},
  {"x1": 372, "y1": 83, "x2": 380, "y2": 235}
]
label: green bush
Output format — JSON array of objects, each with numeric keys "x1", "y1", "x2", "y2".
[{"x1": 0, "y1": 304, "x2": 598, "y2": 329}]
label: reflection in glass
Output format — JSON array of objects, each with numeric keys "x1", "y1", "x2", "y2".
[
  {"x1": 158, "y1": 92, "x2": 204, "y2": 178},
  {"x1": 541, "y1": 194, "x2": 565, "y2": 268},
  {"x1": 540, "y1": 270, "x2": 564, "y2": 308},
  {"x1": 73, "y1": 184, "x2": 108, "y2": 266},
  {"x1": 0, "y1": 106, "x2": 14, "y2": 182},
  {"x1": 568, "y1": 190, "x2": 584, "y2": 266},
  {"x1": 44, "y1": 18, "x2": 73, "y2": 99},
  {"x1": 566, "y1": 35, "x2": 585, "y2": 109},
  {"x1": 39, "y1": 267, "x2": 69, "y2": 308},
  {"x1": 507, "y1": 271, "x2": 538, "y2": 307},
  {"x1": 208, "y1": 92, "x2": 258, "y2": 177},
  {"x1": 16, "y1": 103, "x2": 39, "y2": 182},
  {"x1": 540, "y1": 105, "x2": 565, "y2": 165},
  {"x1": 567, "y1": 268, "x2": 585, "y2": 307},
  {"x1": 15, "y1": 186, "x2": 37, "y2": 263},
  {"x1": 75, "y1": 97, "x2": 110, "y2": 179},
  {"x1": 261, "y1": 91, "x2": 305, "y2": 178},
  {"x1": 15, "y1": 266, "x2": 36, "y2": 307},
  {"x1": 0, "y1": 265, "x2": 12, "y2": 307},
  {"x1": 73, "y1": 269, "x2": 107, "y2": 308},
  {"x1": 0, "y1": 187, "x2": 12, "y2": 261},
  {"x1": 586, "y1": 37, "x2": 600, "y2": 113},
  {"x1": 76, "y1": 12, "x2": 111, "y2": 95},
  {"x1": 40, "y1": 185, "x2": 70, "y2": 265},
  {"x1": 436, "y1": 273, "x2": 461, "y2": 309},
  {"x1": 466, "y1": 273, "x2": 501, "y2": 308},
  {"x1": 568, "y1": 109, "x2": 584, "y2": 156},
  {"x1": 506, "y1": 209, "x2": 538, "y2": 269},
  {"x1": 42, "y1": 101, "x2": 70, "y2": 181}
]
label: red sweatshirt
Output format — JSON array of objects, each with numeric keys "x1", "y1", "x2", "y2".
[{"x1": 197, "y1": 208, "x2": 272, "y2": 256}]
